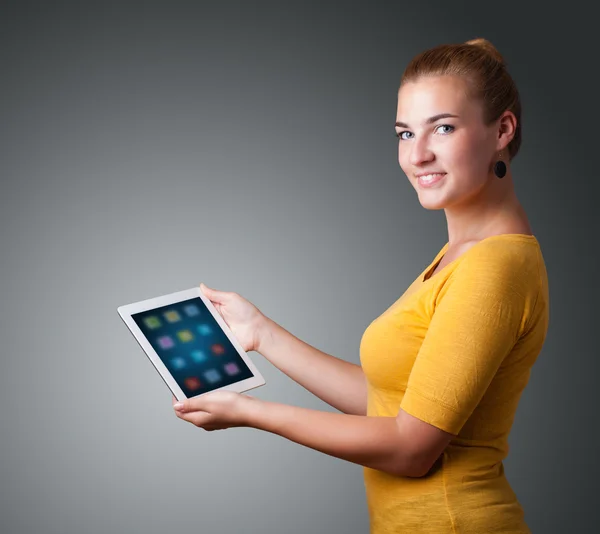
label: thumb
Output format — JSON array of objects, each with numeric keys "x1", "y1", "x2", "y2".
[{"x1": 200, "y1": 282, "x2": 228, "y2": 304}]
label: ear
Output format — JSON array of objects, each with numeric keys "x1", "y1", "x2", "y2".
[{"x1": 496, "y1": 110, "x2": 518, "y2": 152}]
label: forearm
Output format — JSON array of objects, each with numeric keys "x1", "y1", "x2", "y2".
[
  {"x1": 257, "y1": 316, "x2": 368, "y2": 415},
  {"x1": 244, "y1": 397, "x2": 419, "y2": 477}
]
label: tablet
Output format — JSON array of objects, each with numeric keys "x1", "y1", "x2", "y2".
[{"x1": 117, "y1": 286, "x2": 266, "y2": 401}]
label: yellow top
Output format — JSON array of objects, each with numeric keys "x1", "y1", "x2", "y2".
[{"x1": 359, "y1": 234, "x2": 549, "y2": 533}]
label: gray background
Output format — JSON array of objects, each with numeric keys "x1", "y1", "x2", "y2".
[{"x1": 1, "y1": 1, "x2": 597, "y2": 533}]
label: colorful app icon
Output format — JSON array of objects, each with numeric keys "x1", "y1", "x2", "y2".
[
  {"x1": 176, "y1": 330, "x2": 194, "y2": 343},
  {"x1": 157, "y1": 335, "x2": 175, "y2": 349},
  {"x1": 224, "y1": 362, "x2": 240, "y2": 376},
  {"x1": 171, "y1": 357, "x2": 186, "y2": 370},
  {"x1": 184, "y1": 304, "x2": 200, "y2": 317},
  {"x1": 191, "y1": 350, "x2": 207, "y2": 363},
  {"x1": 144, "y1": 316, "x2": 161, "y2": 329},
  {"x1": 203, "y1": 369, "x2": 221, "y2": 384},
  {"x1": 197, "y1": 324, "x2": 212, "y2": 336},
  {"x1": 211, "y1": 343, "x2": 225, "y2": 355},
  {"x1": 185, "y1": 377, "x2": 201, "y2": 390},
  {"x1": 164, "y1": 310, "x2": 181, "y2": 323}
]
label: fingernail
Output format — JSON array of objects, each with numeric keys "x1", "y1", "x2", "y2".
[{"x1": 173, "y1": 403, "x2": 183, "y2": 411}]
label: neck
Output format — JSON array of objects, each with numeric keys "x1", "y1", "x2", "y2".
[{"x1": 443, "y1": 170, "x2": 530, "y2": 246}]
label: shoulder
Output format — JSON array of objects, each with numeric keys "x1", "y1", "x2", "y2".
[
  {"x1": 437, "y1": 237, "x2": 542, "y2": 318},
  {"x1": 455, "y1": 236, "x2": 541, "y2": 284}
]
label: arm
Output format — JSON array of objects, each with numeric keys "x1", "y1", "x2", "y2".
[
  {"x1": 173, "y1": 392, "x2": 454, "y2": 478},
  {"x1": 257, "y1": 316, "x2": 368, "y2": 416},
  {"x1": 244, "y1": 396, "x2": 423, "y2": 477}
]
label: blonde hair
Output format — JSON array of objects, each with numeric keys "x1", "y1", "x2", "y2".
[{"x1": 400, "y1": 38, "x2": 522, "y2": 161}]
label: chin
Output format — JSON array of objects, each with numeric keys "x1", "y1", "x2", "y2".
[
  {"x1": 416, "y1": 191, "x2": 449, "y2": 211},
  {"x1": 418, "y1": 201, "x2": 447, "y2": 211}
]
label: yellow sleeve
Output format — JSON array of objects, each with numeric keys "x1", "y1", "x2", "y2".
[{"x1": 399, "y1": 248, "x2": 538, "y2": 435}]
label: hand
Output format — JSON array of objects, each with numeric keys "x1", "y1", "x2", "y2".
[
  {"x1": 199, "y1": 282, "x2": 267, "y2": 353},
  {"x1": 172, "y1": 392, "x2": 253, "y2": 431}
]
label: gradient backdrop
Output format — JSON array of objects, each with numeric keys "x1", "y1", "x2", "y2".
[{"x1": 1, "y1": 2, "x2": 597, "y2": 533}]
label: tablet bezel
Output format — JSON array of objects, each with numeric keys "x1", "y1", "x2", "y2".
[{"x1": 117, "y1": 286, "x2": 266, "y2": 401}]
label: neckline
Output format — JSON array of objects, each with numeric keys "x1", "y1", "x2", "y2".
[{"x1": 422, "y1": 233, "x2": 539, "y2": 283}]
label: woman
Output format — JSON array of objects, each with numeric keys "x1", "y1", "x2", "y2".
[{"x1": 172, "y1": 38, "x2": 550, "y2": 533}]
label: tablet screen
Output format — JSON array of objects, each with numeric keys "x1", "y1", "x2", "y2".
[{"x1": 132, "y1": 297, "x2": 255, "y2": 397}]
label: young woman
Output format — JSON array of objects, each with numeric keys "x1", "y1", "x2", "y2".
[{"x1": 172, "y1": 38, "x2": 549, "y2": 533}]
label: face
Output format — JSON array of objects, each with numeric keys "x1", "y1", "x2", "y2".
[{"x1": 395, "y1": 75, "x2": 499, "y2": 210}]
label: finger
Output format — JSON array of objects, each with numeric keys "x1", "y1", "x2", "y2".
[
  {"x1": 174, "y1": 397, "x2": 212, "y2": 416},
  {"x1": 188, "y1": 412, "x2": 213, "y2": 428},
  {"x1": 177, "y1": 410, "x2": 212, "y2": 428},
  {"x1": 174, "y1": 406, "x2": 205, "y2": 422},
  {"x1": 173, "y1": 397, "x2": 189, "y2": 411},
  {"x1": 200, "y1": 282, "x2": 232, "y2": 304}
]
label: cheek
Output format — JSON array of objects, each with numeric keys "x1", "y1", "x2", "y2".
[
  {"x1": 398, "y1": 144, "x2": 410, "y2": 172},
  {"x1": 451, "y1": 133, "x2": 489, "y2": 168},
  {"x1": 448, "y1": 148, "x2": 470, "y2": 169}
]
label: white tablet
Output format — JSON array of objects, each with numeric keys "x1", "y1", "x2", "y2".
[{"x1": 117, "y1": 286, "x2": 266, "y2": 401}]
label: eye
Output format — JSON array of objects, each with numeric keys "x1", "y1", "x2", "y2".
[
  {"x1": 395, "y1": 130, "x2": 413, "y2": 141},
  {"x1": 395, "y1": 124, "x2": 455, "y2": 141},
  {"x1": 436, "y1": 124, "x2": 454, "y2": 134}
]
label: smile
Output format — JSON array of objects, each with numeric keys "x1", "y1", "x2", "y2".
[{"x1": 417, "y1": 173, "x2": 446, "y2": 187}]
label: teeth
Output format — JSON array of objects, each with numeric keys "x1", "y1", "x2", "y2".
[{"x1": 419, "y1": 173, "x2": 445, "y2": 182}]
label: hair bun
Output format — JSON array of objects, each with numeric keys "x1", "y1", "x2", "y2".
[{"x1": 465, "y1": 37, "x2": 505, "y2": 66}]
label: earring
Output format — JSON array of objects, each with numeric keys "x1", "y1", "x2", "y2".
[{"x1": 494, "y1": 152, "x2": 507, "y2": 179}]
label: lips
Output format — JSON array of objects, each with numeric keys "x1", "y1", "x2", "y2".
[
  {"x1": 417, "y1": 173, "x2": 447, "y2": 188},
  {"x1": 415, "y1": 172, "x2": 446, "y2": 178}
]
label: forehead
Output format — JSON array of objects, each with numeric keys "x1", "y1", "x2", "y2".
[{"x1": 396, "y1": 75, "x2": 474, "y2": 121}]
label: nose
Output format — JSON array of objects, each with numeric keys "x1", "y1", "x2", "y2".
[{"x1": 407, "y1": 135, "x2": 434, "y2": 167}]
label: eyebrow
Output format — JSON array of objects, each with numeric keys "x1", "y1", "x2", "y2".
[{"x1": 395, "y1": 113, "x2": 459, "y2": 129}]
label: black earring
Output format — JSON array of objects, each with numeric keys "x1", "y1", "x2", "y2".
[{"x1": 494, "y1": 152, "x2": 507, "y2": 178}]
